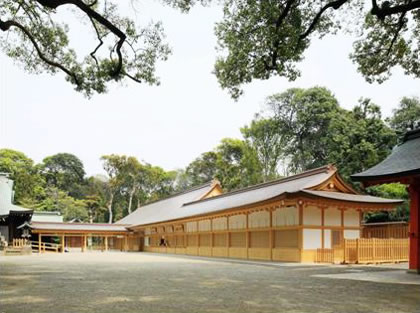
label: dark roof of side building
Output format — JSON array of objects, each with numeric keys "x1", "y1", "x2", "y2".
[{"x1": 352, "y1": 128, "x2": 420, "y2": 182}]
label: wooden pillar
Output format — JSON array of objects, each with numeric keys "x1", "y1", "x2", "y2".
[
  {"x1": 105, "y1": 236, "x2": 108, "y2": 251},
  {"x1": 39, "y1": 234, "x2": 42, "y2": 253},
  {"x1": 408, "y1": 182, "x2": 420, "y2": 273},
  {"x1": 321, "y1": 208, "x2": 325, "y2": 249},
  {"x1": 124, "y1": 235, "x2": 128, "y2": 252},
  {"x1": 246, "y1": 212, "x2": 249, "y2": 259},
  {"x1": 269, "y1": 208, "x2": 273, "y2": 260},
  {"x1": 61, "y1": 234, "x2": 65, "y2": 253},
  {"x1": 83, "y1": 235, "x2": 87, "y2": 252}
]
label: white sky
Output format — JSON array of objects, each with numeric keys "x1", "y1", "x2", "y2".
[{"x1": 0, "y1": 1, "x2": 419, "y2": 176}]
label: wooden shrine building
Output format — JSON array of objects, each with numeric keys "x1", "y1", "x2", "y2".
[{"x1": 117, "y1": 165, "x2": 402, "y2": 262}]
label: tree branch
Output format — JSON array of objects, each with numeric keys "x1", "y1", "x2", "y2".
[
  {"x1": 371, "y1": 0, "x2": 420, "y2": 20},
  {"x1": 0, "y1": 18, "x2": 80, "y2": 85},
  {"x1": 300, "y1": 0, "x2": 348, "y2": 39},
  {"x1": 36, "y1": 0, "x2": 126, "y2": 77}
]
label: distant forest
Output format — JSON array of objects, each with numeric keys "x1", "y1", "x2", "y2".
[{"x1": 1, "y1": 87, "x2": 419, "y2": 224}]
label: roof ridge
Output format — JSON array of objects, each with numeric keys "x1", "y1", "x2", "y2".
[
  {"x1": 183, "y1": 164, "x2": 335, "y2": 206},
  {"x1": 32, "y1": 221, "x2": 130, "y2": 226},
  {"x1": 135, "y1": 181, "x2": 213, "y2": 207}
]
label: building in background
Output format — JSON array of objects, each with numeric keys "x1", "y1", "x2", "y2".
[{"x1": 0, "y1": 173, "x2": 33, "y2": 244}]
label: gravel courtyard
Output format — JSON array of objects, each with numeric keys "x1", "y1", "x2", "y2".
[{"x1": 0, "y1": 252, "x2": 419, "y2": 313}]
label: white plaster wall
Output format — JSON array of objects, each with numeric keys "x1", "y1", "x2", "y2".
[
  {"x1": 212, "y1": 217, "x2": 227, "y2": 231},
  {"x1": 324, "y1": 229, "x2": 331, "y2": 249},
  {"x1": 303, "y1": 206, "x2": 322, "y2": 226},
  {"x1": 324, "y1": 208, "x2": 341, "y2": 226},
  {"x1": 198, "y1": 220, "x2": 211, "y2": 231},
  {"x1": 344, "y1": 230, "x2": 360, "y2": 239},
  {"x1": 303, "y1": 229, "x2": 322, "y2": 249},
  {"x1": 228, "y1": 214, "x2": 246, "y2": 229},
  {"x1": 249, "y1": 211, "x2": 270, "y2": 228},
  {"x1": 344, "y1": 209, "x2": 360, "y2": 227},
  {"x1": 273, "y1": 206, "x2": 298, "y2": 226},
  {"x1": 186, "y1": 221, "x2": 197, "y2": 232},
  {"x1": 144, "y1": 236, "x2": 150, "y2": 247}
]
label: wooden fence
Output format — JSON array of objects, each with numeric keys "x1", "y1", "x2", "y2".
[
  {"x1": 344, "y1": 238, "x2": 409, "y2": 264},
  {"x1": 30, "y1": 241, "x2": 62, "y2": 253},
  {"x1": 316, "y1": 238, "x2": 409, "y2": 264},
  {"x1": 12, "y1": 238, "x2": 30, "y2": 248},
  {"x1": 362, "y1": 223, "x2": 409, "y2": 239}
]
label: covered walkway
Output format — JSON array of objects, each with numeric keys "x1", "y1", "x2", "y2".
[{"x1": 23, "y1": 222, "x2": 139, "y2": 253}]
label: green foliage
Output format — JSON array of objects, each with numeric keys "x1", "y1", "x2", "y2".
[
  {"x1": 0, "y1": 149, "x2": 44, "y2": 204},
  {"x1": 0, "y1": 1, "x2": 171, "y2": 96},
  {"x1": 387, "y1": 96, "x2": 420, "y2": 138},
  {"x1": 364, "y1": 183, "x2": 409, "y2": 222},
  {"x1": 241, "y1": 116, "x2": 284, "y2": 181},
  {"x1": 165, "y1": 0, "x2": 420, "y2": 99},
  {"x1": 327, "y1": 98, "x2": 397, "y2": 180},
  {"x1": 266, "y1": 87, "x2": 344, "y2": 173},
  {"x1": 41, "y1": 153, "x2": 86, "y2": 198},
  {"x1": 185, "y1": 151, "x2": 219, "y2": 186},
  {"x1": 35, "y1": 187, "x2": 89, "y2": 222}
]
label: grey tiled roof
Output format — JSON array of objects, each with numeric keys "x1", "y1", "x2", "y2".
[
  {"x1": 302, "y1": 190, "x2": 403, "y2": 204},
  {"x1": 127, "y1": 165, "x2": 402, "y2": 228},
  {"x1": 352, "y1": 128, "x2": 420, "y2": 181},
  {"x1": 128, "y1": 166, "x2": 335, "y2": 228},
  {"x1": 116, "y1": 182, "x2": 214, "y2": 225},
  {"x1": 30, "y1": 222, "x2": 128, "y2": 232}
]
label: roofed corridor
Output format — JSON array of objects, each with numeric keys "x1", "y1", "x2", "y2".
[{"x1": 0, "y1": 252, "x2": 419, "y2": 313}]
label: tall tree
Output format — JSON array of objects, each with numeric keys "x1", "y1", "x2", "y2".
[
  {"x1": 387, "y1": 96, "x2": 420, "y2": 137},
  {"x1": 185, "y1": 151, "x2": 219, "y2": 186},
  {"x1": 327, "y1": 98, "x2": 397, "y2": 180},
  {"x1": 0, "y1": 1, "x2": 171, "y2": 96},
  {"x1": 41, "y1": 153, "x2": 86, "y2": 198},
  {"x1": 0, "y1": 149, "x2": 44, "y2": 204},
  {"x1": 101, "y1": 154, "x2": 125, "y2": 223},
  {"x1": 241, "y1": 115, "x2": 285, "y2": 181},
  {"x1": 214, "y1": 138, "x2": 263, "y2": 191},
  {"x1": 266, "y1": 87, "x2": 343, "y2": 173},
  {"x1": 167, "y1": 0, "x2": 420, "y2": 98}
]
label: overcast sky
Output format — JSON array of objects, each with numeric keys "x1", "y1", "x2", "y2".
[{"x1": 0, "y1": 1, "x2": 419, "y2": 176}]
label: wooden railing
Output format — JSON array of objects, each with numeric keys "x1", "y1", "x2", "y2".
[
  {"x1": 316, "y1": 238, "x2": 409, "y2": 264},
  {"x1": 344, "y1": 238, "x2": 409, "y2": 264},
  {"x1": 12, "y1": 238, "x2": 30, "y2": 248},
  {"x1": 30, "y1": 241, "x2": 62, "y2": 253}
]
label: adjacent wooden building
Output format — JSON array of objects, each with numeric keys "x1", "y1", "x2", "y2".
[{"x1": 118, "y1": 165, "x2": 402, "y2": 262}]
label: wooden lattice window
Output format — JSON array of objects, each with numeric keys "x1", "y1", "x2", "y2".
[
  {"x1": 274, "y1": 230, "x2": 299, "y2": 248},
  {"x1": 230, "y1": 232, "x2": 246, "y2": 247},
  {"x1": 250, "y1": 231, "x2": 269, "y2": 248},
  {"x1": 187, "y1": 234, "x2": 198, "y2": 247},
  {"x1": 213, "y1": 233, "x2": 227, "y2": 247},
  {"x1": 199, "y1": 234, "x2": 211, "y2": 247}
]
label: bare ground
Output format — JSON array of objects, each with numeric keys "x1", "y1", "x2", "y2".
[{"x1": 0, "y1": 252, "x2": 419, "y2": 313}]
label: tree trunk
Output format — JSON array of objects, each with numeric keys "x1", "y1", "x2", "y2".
[
  {"x1": 127, "y1": 187, "x2": 136, "y2": 215},
  {"x1": 108, "y1": 193, "x2": 114, "y2": 224}
]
